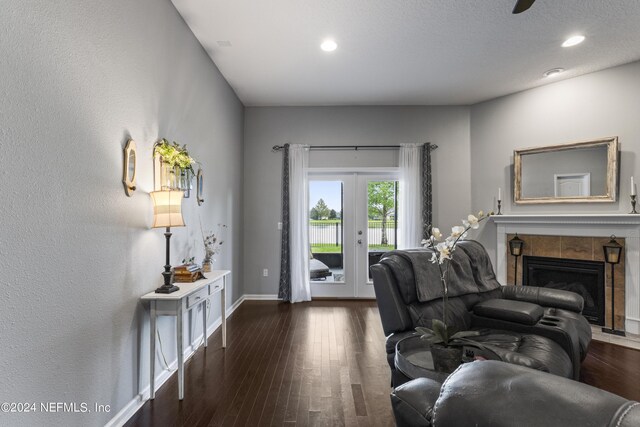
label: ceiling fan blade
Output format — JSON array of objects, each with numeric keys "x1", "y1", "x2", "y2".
[{"x1": 512, "y1": 0, "x2": 536, "y2": 14}]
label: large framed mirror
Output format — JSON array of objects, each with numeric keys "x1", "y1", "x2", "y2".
[{"x1": 514, "y1": 137, "x2": 618, "y2": 204}]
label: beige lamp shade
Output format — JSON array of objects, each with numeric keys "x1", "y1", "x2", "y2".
[{"x1": 150, "y1": 190, "x2": 185, "y2": 228}]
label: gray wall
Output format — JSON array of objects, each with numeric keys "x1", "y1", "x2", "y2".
[
  {"x1": 470, "y1": 60, "x2": 640, "y2": 262},
  {"x1": 0, "y1": 1, "x2": 243, "y2": 425},
  {"x1": 243, "y1": 106, "x2": 471, "y2": 295}
]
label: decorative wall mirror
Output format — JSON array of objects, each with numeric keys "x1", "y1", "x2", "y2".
[
  {"x1": 514, "y1": 137, "x2": 618, "y2": 204},
  {"x1": 196, "y1": 167, "x2": 204, "y2": 206},
  {"x1": 122, "y1": 139, "x2": 137, "y2": 196}
]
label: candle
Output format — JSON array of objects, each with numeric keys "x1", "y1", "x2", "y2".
[
  {"x1": 498, "y1": 187, "x2": 502, "y2": 201},
  {"x1": 632, "y1": 177, "x2": 636, "y2": 196}
]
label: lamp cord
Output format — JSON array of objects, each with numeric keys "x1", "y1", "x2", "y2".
[
  {"x1": 156, "y1": 329, "x2": 174, "y2": 372},
  {"x1": 155, "y1": 302, "x2": 211, "y2": 372}
]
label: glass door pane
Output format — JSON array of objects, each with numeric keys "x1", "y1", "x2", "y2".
[
  {"x1": 355, "y1": 173, "x2": 399, "y2": 299},
  {"x1": 366, "y1": 180, "x2": 398, "y2": 279},
  {"x1": 309, "y1": 180, "x2": 344, "y2": 283}
]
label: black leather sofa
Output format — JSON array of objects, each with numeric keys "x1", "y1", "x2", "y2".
[
  {"x1": 370, "y1": 240, "x2": 592, "y2": 384},
  {"x1": 391, "y1": 360, "x2": 640, "y2": 427}
]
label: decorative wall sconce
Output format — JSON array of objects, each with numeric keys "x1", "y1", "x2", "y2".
[
  {"x1": 509, "y1": 233, "x2": 525, "y2": 285},
  {"x1": 122, "y1": 139, "x2": 137, "y2": 196},
  {"x1": 602, "y1": 235, "x2": 625, "y2": 336},
  {"x1": 197, "y1": 167, "x2": 204, "y2": 206},
  {"x1": 152, "y1": 139, "x2": 196, "y2": 194}
]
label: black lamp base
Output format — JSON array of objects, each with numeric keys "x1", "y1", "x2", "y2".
[
  {"x1": 155, "y1": 284, "x2": 180, "y2": 294},
  {"x1": 601, "y1": 327, "x2": 626, "y2": 337},
  {"x1": 155, "y1": 260, "x2": 179, "y2": 294},
  {"x1": 155, "y1": 228, "x2": 180, "y2": 294}
]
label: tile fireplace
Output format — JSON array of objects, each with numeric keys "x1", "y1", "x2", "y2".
[{"x1": 491, "y1": 214, "x2": 640, "y2": 335}]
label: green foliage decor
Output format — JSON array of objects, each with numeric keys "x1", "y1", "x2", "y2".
[
  {"x1": 156, "y1": 138, "x2": 196, "y2": 174},
  {"x1": 416, "y1": 320, "x2": 480, "y2": 347}
]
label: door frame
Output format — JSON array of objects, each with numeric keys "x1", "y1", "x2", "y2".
[{"x1": 307, "y1": 167, "x2": 399, "y2": 299}]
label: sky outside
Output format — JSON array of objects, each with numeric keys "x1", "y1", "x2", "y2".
[{"x1": 309, "y1": 180, "x2": 342, "y2": 211}]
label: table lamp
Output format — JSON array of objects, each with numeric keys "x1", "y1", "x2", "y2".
[{"x1": 150, "y1": 190, "x2": 185, "y2": 293}]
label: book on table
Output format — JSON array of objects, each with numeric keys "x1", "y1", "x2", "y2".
[
  {"x1": 173, "y1": 267, "x2": 205, "y2": 283},
  {"x1": 174, "y1": 263, "x2": 201, "y2": 273}
]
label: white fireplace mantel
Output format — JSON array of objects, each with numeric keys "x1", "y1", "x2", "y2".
[
  {"x1": 491, "y1": 214, "x2": 640, "y2": 226},
  {"x1": 490, "y1": 214, "x2": 640, "y2": 334}
]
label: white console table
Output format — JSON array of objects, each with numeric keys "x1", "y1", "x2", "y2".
[{"x1": 141, "y1": 270, "x2": 230, "y2": 400}]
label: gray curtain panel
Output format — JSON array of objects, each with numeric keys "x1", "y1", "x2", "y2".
[
  {"x1": 421, "y1": 143, "x2": 434, "y2": 240},
  {"x1": 278, "y1": 144, "x2": 291, "y2": 302}
]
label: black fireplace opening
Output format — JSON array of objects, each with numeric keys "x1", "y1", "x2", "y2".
[{"x1": 522, "y1": 255, "x2": 605, "y2": 325}]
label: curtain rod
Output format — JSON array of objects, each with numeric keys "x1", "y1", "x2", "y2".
[{"x1": 271, "y1": 143, "x2": 438, "y2": 152}]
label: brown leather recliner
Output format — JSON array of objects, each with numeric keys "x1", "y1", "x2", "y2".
[{"x1": 370, "y1": 240, "x2": 592, "y2": 385}]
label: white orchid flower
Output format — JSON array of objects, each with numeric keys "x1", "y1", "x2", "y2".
[
  {"x1": 478, "y1": 210, "x2": 484, "y2": 217},
  {"x1": 429, "y1": 252, "x2": 438, "y2": 264},
  {"x1": 431, "y1": 227, "x2": 442, "y2": 240},
  {"x1": 462, "y1": 214, "x2": 480, "y2": 229},
  {"x1": 436, "y1": 242, "x2": 451, "y2": 263},
  {"x1": 451, "y1": 225, "x2": 466, "y2": 238}
]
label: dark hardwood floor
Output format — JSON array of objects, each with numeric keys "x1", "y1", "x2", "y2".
[
  {"x1": 581, "y1": 339, "x2": 640, "y2": 401},
  {"x1": 126, "y1": 300, "x2": 640, "y2": 427},
  {"x1": 127, "y1": 301, "x2": 393, "y2": 427}
]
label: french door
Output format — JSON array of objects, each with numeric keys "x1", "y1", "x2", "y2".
[{"x1": 308, "y1": 170, "x2": 399, "y2": 298}]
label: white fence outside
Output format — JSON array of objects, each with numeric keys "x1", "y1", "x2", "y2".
[{"x1": 309, "y1": 221, "x2": 397, "y2": 247}]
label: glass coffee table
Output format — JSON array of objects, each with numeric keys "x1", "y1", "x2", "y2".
[
  {"x1": 395, "y1": 334, "x2": 506, "y2": 382},
  {"x1": 394, "y1": 335, "x2": 451, "y2": 383}
]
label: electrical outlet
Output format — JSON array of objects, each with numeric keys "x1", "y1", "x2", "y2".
[{"x1": 263, "y1": 269, "x2": 269, "y2": 277}]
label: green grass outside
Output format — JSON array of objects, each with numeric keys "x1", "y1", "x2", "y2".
[
  {"x1": 311, "y1": 244, "x2": 395, "y2": 253},
  {"x1": 311, "y1": 245, "x2": 342, "y2": 253},
  {"x1": 370, "y1": 245, "x2": 395, "y2": 251}
]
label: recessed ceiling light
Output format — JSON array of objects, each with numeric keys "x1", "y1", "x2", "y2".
[
  {"x1": 562, "y1": 35, "x2": 585, "y2": 47},
  {"x1": 543, "y1": 68, "x2": 565, "y2": 78},
  {"x1": 320, "y1": 40, "x2": 337, "y2": 52}
]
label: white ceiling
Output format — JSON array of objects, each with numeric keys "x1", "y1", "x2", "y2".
[{"x1": 172, "y1": 0, "x2": 640, "y2": 106}]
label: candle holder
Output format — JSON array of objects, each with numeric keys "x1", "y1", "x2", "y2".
[
  {"x1": 631, "y1": 195, "x2": 638, "y2": 214},
  {"x1": 496, "y1": 200, "x2": 503, "y2": 215}
]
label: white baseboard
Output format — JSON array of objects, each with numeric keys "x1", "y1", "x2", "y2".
[
  {"x1": 244, "y1": 294, "x2": 280, "y2": 300},
  {"x1": 104, "y1": 359, "x2": 177, "y2": 427},
  {"x1": 105, "y1": 294, "x2": 246, "y2": 427},
  {"x1": 104, "y1": 391, "x2": 151, "y2": 427}
]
